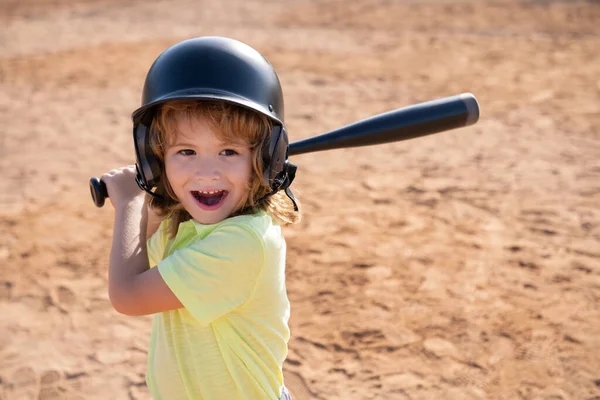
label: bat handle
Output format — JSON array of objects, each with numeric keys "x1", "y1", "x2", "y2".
[{"x1": 89, "y1": 177, "x2": 108, "y2": 208}]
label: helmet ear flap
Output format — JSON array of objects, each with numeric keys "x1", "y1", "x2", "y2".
[
  {"x1": 260, "y1": 124, "x2": 298, "y2": 211},
  {"x1": 133, "y1": 119, "x2": 162, "y2": 191},
  {"x1": 263, "y1": 125, "x2": 289, "y2": 189}
]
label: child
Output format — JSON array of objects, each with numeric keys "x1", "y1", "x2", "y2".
[{"x1": 101, "y1": 37, "x2": 300, "y2": 399}]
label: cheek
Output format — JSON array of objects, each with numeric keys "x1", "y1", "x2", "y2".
[
  {"x1": 232, "y1": 160, "x2": 253, "y2": 209},
  {"x1": 164, "y1": 156, "x2": 185, "y2": 187},
  {"x1": 237, "y1": 157, "x2": 253, "y2": 188}
]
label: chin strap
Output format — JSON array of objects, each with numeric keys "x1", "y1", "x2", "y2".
[
  {"x1": 257, "y1": 161, "x2": 299, "y2": 211},
  {"x1": 281, "y1": 162, "x2": 299, "y2": 211}
]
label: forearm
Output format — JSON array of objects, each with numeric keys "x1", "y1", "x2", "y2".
[{"x1": 108, "y1": 197, "x2": 149, "y2": 310}]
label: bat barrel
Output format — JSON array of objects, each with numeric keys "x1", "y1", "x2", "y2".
[{"x1": 288, "y1": 93, "x2": 479, "y2": 156}]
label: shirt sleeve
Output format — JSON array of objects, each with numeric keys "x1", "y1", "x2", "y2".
[{"x1": 156, "y1": 222, "x2": 265, "y2": 325}]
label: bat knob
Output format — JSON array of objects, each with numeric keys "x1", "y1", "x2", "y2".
[{"x1": 89, "y1": 177, "x2": 108, "y2": 208}]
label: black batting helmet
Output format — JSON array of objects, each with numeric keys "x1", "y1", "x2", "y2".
[{"x1": 132, "y1": 36, "x2": 296, "y2": 208}]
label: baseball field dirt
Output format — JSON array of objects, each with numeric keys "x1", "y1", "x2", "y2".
[{"x1": 1, "y1": 0, "x2": 599, "y2": 399}]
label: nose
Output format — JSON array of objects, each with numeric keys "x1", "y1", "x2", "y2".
[{"x1": 193, "y1": 157, "x2": 221, "y2": 181}]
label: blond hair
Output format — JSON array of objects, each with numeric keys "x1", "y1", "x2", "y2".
[{"x1": 146, "y1": 100, "x2": 300, "y2": 238}]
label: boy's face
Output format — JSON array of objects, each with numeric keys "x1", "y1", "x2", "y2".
[{"x1": 164, "y1": 114, "x2": 253, "y2": 225}]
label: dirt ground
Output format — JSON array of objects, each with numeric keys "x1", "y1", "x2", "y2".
[{"x1": 1, "y1": 0, "x2": 600, "y2": 399}]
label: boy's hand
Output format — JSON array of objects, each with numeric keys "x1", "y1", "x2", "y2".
[{"x1": 101, "y1": 165, "x2": 145, "y2": 209}]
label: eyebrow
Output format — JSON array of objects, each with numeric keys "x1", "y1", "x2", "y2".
[
  {"x1": 170, "y1": 141, "x2": 195, "y2": 148},
  {"x1": 170, "y1": 140, "x2": 247, "y2": 148},
  {"x1": 221, "y1": 140, "x2": 247, "y2": 147}
]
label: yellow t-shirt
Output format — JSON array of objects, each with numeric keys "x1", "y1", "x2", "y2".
[{"x1": 146, "y1": 211, "x2": 291, "y2": 400}]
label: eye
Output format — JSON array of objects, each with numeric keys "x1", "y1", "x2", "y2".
[
  {"x1": 178, "y1": 149, "x2": 195, "y2": 156},
  {"x1": 220, "y1": 149, "x2": 239, "y2": 156}
]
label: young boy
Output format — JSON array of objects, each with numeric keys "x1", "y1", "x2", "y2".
[{"x1": 101, "y1": 37, "x2": 299, "y2": 400}]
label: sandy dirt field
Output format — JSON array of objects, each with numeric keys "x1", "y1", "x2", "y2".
[{"x1": 1, "y1": 0, "x2": 600, "y2": 399}]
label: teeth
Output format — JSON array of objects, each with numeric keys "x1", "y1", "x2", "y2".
[{"x1": 196, "y1": 190, "x2": 222, "y2": 195}]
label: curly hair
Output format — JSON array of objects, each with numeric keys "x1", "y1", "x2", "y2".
[{"x1": 146, "y1": 100, "x2": 300, "y2": 238}]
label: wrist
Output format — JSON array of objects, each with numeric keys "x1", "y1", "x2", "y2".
[
  {"x1": 114, "y1": 195, "x2": 146, "y2": 212},
  {"x1": 112, "y1": 195, "x2": 148, "y2": 245}
]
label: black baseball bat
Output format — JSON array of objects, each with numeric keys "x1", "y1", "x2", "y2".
[
  {"x1": 288, "y1": 92, "x2": 478, "y2": 155},
  {"x1": 89, "y1": 93, "x2": 479, "y2": 207}
]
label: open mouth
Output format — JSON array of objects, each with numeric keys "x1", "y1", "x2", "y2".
[{"x1": 191, "y1": 190, "x2": 228, "y2": 207}]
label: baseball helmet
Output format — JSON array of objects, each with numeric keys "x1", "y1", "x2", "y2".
[{"x1": 132, "y1": 36, "x2": 297, "y2": 208}]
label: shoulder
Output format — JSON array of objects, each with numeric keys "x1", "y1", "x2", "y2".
[
  {"x1": 147, "y1": 219, "x2": 172, "y2": 267},
  {"x1": 182, "y1": 213, "x2": 277, "y2": 262},
  {"x1": 214, "y1": 211, "x2": 281, "y2": 244},
  {"x1": 148, "y1": 218, "x2": 177, "y2": 250}
]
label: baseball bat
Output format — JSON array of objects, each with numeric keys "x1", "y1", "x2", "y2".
[
  {"x1": 89, "y1": 93, "x2": 479, "y2": 207},
  {"x1": 289, "y1": 92, "x2": 478, "y2": 155}
]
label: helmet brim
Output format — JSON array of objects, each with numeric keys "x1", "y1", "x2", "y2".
[{"x1": 131, "y1": 88, "x2": 283, "y2": 126}]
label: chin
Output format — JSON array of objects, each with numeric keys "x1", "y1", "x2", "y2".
[{"x1": 192, "y1": 213, "x2": 227, "y2": 225}]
